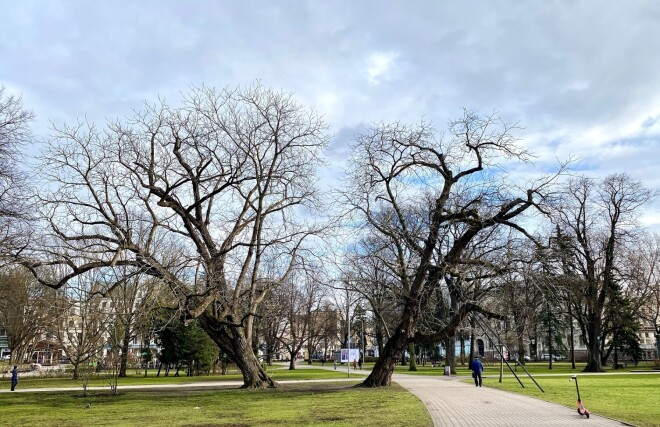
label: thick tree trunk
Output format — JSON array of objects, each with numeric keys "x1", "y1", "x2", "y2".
[
  {"x1": 361, "y1": 300, "x2": 420, "y2": 388},
  {"x1": 289, "y1": 351, "x2": 296, "y2": 370},
  {"x1": 229, "y1": 331, "x2": 276, "y2": 388},
  {"x1": 584, "y1": 314, "x2": 604, "y2": 372},
  {"x1": 445, "y1": 336, "x2": 456, "y2": 374},
  {"x1": 361, "y1": 327, "x2": 407, "y2": 387},
  {"x1": 199, "y1": 314, "x2": 276, "y2": 388}
]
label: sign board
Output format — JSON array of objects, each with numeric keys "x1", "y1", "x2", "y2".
[{"x1": 340, "y1": 348, "x2": 360, "y2": 363}]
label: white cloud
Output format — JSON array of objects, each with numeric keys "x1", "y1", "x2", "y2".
[{"x1": 365, "y1": 51, "x2": 399, "y2": 86}]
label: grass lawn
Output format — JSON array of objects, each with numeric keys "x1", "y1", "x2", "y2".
[
  {"x1": 485, "y1": 373, "x2": 660, "y2": 427},
  {"x1": 0, "y1": 366, "x2": 363, "y2": 390},
  {"x1": 392, "y1": 360, "x2": 658, "y2": 376},
  {"x1": 0, "y1": 382, "x2": 431, "y2": 427}
]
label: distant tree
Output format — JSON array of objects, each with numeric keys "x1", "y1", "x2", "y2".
[
  {"x1": 153, "y1": 310, "x2": 217, "y2": 376},
  {"x1": 625, "y1": 233, "x2": 660, "y2": 360},
  {"x1": 0, "y1": 265, "x2": 54, "y2": 364},
  {"x1": 49, "y1": 274, "x2": 109, "y2": 380},
  {"x1": 601, "y1": 282, "x2": 642, "y2": 367},
  {"x1": 552, "y1": 174, "x2": 654, "y2": 372},
  {"x1": 277, "y1": 268, "x2": 324, "y2": 370},
  {"x1": 106, "y1": 270, "x2": 160, "y2": 377}
]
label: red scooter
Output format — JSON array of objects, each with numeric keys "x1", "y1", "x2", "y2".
[{"x1": 570, "y1": 375, "x2": 590, "y2": 419}]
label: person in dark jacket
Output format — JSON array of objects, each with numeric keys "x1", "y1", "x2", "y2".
[
  {"x1": 470, "y1": 356, "x2": 483, "y2": 387},
  {"x1": 11, "y1": 365, "x2": 18, "y2": 391}
]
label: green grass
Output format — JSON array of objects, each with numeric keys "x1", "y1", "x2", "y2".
[
  {"x1": 485, "y1": 373, "x2": 660, "y2": 427},
  {"x1": 392, "y1": 360, "x2": 658, "y2": 376},
  {"x1": 0, "y1": 366, "x2": 362, "y2": 390},
  {"x1": 0, "y1": 382, "x2": 432, "y2": 427}
]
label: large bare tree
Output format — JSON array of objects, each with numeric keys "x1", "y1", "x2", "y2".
[
  {"x1": 23, "y1": 83, "x2": 328, "y2": 388},
  {"x1": 341, "y1": 111, "x2": 557, "y2": 386}
]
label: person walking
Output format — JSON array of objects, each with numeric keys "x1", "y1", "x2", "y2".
[
  {"x1": 470, "y1": 355, "x2": 483, "y2": 387},
  {"x1": 11, "y1": 365, "x2": 18, "y2": 391}
]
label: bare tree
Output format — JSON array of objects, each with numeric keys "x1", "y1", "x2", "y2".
[
  {"x1": 0, "y1": 86, "x2": 34, "y2": 257},
  {"x1": 24, "y1": 83, "x2": 329, "y2": 388},
  {"x1": 625, "y1": 233, "x2": 660, "y2": 360},
  {"x1": 552, "y1": 174, "x2": 654, "y2": 371},
  {"x1": 341, "y1": 111, "x2": 558, "y2": 386},
  {"x1": 106, "y1": 268, "x2": 161, "y2": 377},
  {"x1": 276, "y1": 268, "x2": 325, "y2": 370},
  {"x1": 49, "y1": 273, "x2": 109, "y2": 380},
  {"x1": 0, "y1": 265, "x2": 54, "y2": 364}
]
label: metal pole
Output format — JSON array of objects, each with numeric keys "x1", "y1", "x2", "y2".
[
  {"x1": 347, "y1": 288, "x2": 350, "y2": 378},
  {"x1": 499, "y1": 345, "x2": 504, "y2": 383}
]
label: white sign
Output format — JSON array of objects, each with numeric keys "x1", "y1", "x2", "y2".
[{"x1": 340, "y1": 348, "x2": 360, "y2": 363}]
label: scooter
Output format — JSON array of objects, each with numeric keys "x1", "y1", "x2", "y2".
[{"x1": 570, "y1": 375, "x2": 590, "y2": 419}]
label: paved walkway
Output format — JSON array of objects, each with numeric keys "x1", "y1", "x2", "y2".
[{"x1": 392, "y1": 373, "x2": 631, "y2": 426}]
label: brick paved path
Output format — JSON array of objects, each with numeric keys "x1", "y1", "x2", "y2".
[{"x1": 392, "y1": 373, "x2": 631, "y2": 426}]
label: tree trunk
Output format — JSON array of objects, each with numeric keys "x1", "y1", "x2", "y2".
[
  {"x1": 547, "y1": 322, "x2": 553, "y2": 370},
  {"x1": 289, "y1": 351, "x2": 296, "y2": 370},
  {"x1": 469, "y1": 320, "x2": 476, "y2": 365},
  {"x1": 72, "y1": 362, "x2": 79, "y2": 380},
  {"x1": 375, "y1": 322, "x2": 385, "y2": 357},
  {"x1": 583, "y1": 314, "x2": 604, "y2": 372},
  {"x1": 445, "y1": 336, "x2": 456, "y2": 374},
  {"x1": 228, "y1": 330, "x2": 276, "y2": 388},
  {"x1": 361, "y1": 328, "x2": 406, "y2": 387},
  {"x1": 613, "y1": 345, "x2": 619, "y2": 369},
  {"x1": 199, "y1": 314, "x2": 276, "y2": 388},
  {"x1": 360, "y1": 299, "x2": 423, "y2": 388},
  {"x1": 408, "y1": 343, "x2": 417, "y2": 371},
  {"x1": 567, "y1": 298, "x2": 576, "y2": 369},
  {"x1": 119, "y1": 327, "x2": 130, "y2": 377}
]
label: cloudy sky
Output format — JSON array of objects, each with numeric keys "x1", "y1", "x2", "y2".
[{"x1": 3, "y1": 1, "x2": 660, "y2": 225}]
